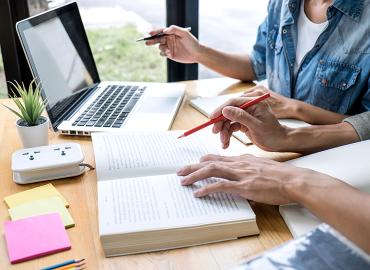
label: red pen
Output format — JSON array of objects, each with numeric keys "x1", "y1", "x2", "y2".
[{"x1": 178, "y1": 93, "x2": 270, "y2": 139}]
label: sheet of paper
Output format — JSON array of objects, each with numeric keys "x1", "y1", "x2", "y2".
[
  {"x1": 4, "y1": 213, "x2": 71, "y2": 264},
  {"x1": 8, "y1": 196, "x2": 74, "y2": 228},
  {"x1": 190, "y1": 94, "x2": 310, "y2": 144},
  {"x1": 281, "y1": 140, "x2": 370, "y2": 238},
  {"x1": 4, "y1": 183, "x2": 69, "y2": 208},
  {"x1": 98, "y1": 174, "x2": 255, "y2": 235},
  {"x1": 92, "y1": 131, "x2": 219, "y2": 180}
]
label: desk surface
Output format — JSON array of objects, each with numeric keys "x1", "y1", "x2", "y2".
[{"x1": 0, "y1": 78, "x2": 295, "y2": 270}]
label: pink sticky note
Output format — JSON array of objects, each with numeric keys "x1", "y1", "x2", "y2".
[{"x1": 4, "y1": 213, "x2": 71, "y2": 264}]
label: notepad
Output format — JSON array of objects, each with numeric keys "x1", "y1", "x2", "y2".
[
  {"x1": 4, "y1": 213, "x2": 71, "y2": 264},
  {"x1": 4, "y1": 183, "x2": 69, "y2": 208},
  {"x1": 8, "y1": 196, "x2": 75, "y2": 228}
]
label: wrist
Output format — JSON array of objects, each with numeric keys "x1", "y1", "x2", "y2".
[
  {"x1": 282, "y1": 169, "x2": 316, "y2": 204},
  {"x1": 194, "y1": 44, "x2": 207, "y2": 64},
  {"x1": 286, "y1": 98, "x2": 304, "y2": 119}
]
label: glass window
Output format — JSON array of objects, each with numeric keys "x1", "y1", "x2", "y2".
[
  {"x1": 27, "y1": 0, "x2": 166, "y2": 82},
  {"x1": 0, "y1": 47, "x2": 6, "y2": 98},
  {"x1": 199, "y1": 0, "x2": 269, "y2": 79}
]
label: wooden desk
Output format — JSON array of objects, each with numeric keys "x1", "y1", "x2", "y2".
[{"x1": 0, "y1": 78, "x2": 294, "y2": 270}]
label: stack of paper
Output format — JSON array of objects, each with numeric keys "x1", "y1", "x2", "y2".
[
  {"x1": 4, "y1": 213, "x2": 71, "y2": 264},
  {"x1": 3, "y1": 184, "x2": 74, "y2": 263}
]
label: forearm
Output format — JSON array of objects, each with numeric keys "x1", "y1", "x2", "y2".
[
  {"x1": 289, "y1": 99, "x2": 348, "y2": 124},
  {"x1": 196, "y1": 45, "x2": 257, "y2": 81},
  {"x1": 281, "y1": 122, "x2": 360, "y2": 154},
  {"x1": 286, "y1": 172, "x2": 370, "y2": 253}
]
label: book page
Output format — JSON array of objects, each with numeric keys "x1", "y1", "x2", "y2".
[
  {"x1": 98, "y1": 174, "x2": 255, "y2": 235},
  {"x1": 92, "y1": 131, "x2": 219, "y2": 180}
]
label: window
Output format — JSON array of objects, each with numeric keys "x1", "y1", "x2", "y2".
[
  {"x1": 199, "y1": 0, "x2": 269, "y2": 78},
  {"x1": 28, "y1": 0, "x2": 166, "y2": 83}
]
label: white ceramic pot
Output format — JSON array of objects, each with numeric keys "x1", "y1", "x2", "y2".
[{"x1": 16, "y1": 116, "x2": 49, "y2": 148}]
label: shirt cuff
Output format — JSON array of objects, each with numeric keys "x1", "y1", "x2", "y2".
[
  {"x1": 249, "y1": 51, "x2": 267, "y2": 82},
  {"x1": 343, "y1": 112, "x2": 370, "y2": 141}
]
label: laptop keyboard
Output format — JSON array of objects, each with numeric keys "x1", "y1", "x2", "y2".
[{"x1": 72, "y1": 85, "x2": 146, "y2": 128}]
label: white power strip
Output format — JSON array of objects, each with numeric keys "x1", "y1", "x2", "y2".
[{"x1": 11, "y1": 143, "x2": 88, "y2": 184}]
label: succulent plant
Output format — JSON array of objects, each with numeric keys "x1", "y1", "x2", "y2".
[{"x1": 3, "y1": 79, "x2": 46, "y2": 126}]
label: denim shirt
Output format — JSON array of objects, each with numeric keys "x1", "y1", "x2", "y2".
[{"x1": 250, "y1": 0, "x2": 370, "y2": 114}]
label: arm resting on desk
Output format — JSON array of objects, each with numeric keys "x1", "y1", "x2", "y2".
[
  {"x1": 178, "y1": 155, "x2": 370, "y2": 254},
  {"x1": 286, "y1": 170, "x2": 370, "y2": 254}
]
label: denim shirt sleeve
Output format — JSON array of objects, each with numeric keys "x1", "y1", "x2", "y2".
[{"x1": 250, "y1": 16, "x2": 268, "y2": 81}]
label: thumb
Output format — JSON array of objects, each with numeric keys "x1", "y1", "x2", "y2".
[
  {"x1": 163, "y1": 25, "x2": 187, "y2": 37},
  {"x1": 222, "y1": 107, "x2": 258, "y2": 128}
]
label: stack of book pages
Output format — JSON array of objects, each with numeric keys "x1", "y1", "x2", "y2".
[{"x1": 92, "y1": 131, "x2": 259, "y2": 256}]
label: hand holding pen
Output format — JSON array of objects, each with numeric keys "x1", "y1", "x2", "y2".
[
  {"x1": 143, "y1": 25, "x2": 200, "y2": 63},
  {"x1": 136, "y1": 27, "x2": 191, "y2": 42}
]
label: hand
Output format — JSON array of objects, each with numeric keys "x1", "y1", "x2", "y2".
[
  {"x1": 242, "y1": 86, "x2": 298, "y2": 119},
  {"x1": 210, "y1": 97, "x2": 291, "y2": 151},
  {"x1": 145, "y1": 25, "x2": 202, "y2": 64},
  {"x1": 177, "y1": 154, "x2": 324, "y2": 205}
]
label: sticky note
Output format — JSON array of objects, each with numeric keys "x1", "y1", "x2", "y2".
[
  {"x1": 4, "y1": 213, "x2": 71, "y2": 264},
  {"x1": 4, "y1": 183, "x2": 69, "y2": 208},
  {"x1": 8, "y1": 196, "x2": 75, "y2": 228}
]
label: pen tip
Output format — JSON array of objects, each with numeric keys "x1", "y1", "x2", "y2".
[{"x1": 177, "y1": 135, "x2": 185, "y2": 139}]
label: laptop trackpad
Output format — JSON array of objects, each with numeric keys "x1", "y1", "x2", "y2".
[{"x1": 137, "y1": 97, "x2": 178, "y2": 114}]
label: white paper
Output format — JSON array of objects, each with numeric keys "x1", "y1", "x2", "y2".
[
  {"x1": 98, "y1": 174, "x2": 255, "y2": 235},
  {"x1": 92, "y1": 131, "x2": 219, "y2": 180}
]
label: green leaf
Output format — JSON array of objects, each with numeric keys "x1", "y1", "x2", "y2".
[{"x1": 2, "y1": 104, "x2": 24, "y2": 120}]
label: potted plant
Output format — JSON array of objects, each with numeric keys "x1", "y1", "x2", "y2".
[{"x1": 3, "y1": 80, "x2": 48, "y2": 148}]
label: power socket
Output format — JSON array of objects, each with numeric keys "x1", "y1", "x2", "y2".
[{"x1": 11, "y1": 143, "x2": 86, "y2": 184}]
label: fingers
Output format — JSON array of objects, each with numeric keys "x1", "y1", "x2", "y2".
[
  {"x1": 166, "y1": 35, "x2": 176, "y2": 58},
  {"x1": 200, "y1": 154, "x2": 241, "y2": 163},
  {"x1": 222, "y1": 106, "x2": 259, "y2": 129},
  {"x1": 146, "y1": 36, "x2": 167, "y2": 46},
  {"x1": 180, "y1": 163, "x2": 242, "y2": 186},
  {"x1": 210, "y1": 97, "x2": 249, "y2": 119},
  {"x1": 149, "y1": 28, "x2": 165, "y2": 36},
  {"x1": 163, "y1": 25, "x2": 189, "y2": 37},
  {"x1": 220, "y1": 121, "x2": 231, "y2": 149},
  {"x1": 159, "y1": 44, "x2": 171, "y2": 58},
  {"x1": 243, "y1": 85, "x2": 268, "y2": 96},
  {"x1": 194, "y1": 181, "x2": 242, "y2": 198}
]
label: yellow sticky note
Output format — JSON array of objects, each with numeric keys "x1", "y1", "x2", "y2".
[
  {"x1": 4, "y1": 183, "x2": 69, "y2": 208},
  {"x1": 8, "y1": 196, "x2": 75, "y2": 228}
]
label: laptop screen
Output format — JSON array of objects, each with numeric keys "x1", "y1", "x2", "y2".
[{"x1": 17, "y1": 2, "x2": 100, "y2": 128}]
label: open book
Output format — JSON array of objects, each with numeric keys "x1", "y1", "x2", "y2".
[
  {"x1": 190, "y1": 94, "x2": 310, "y2": 144},
  {"x1": 92, "y1": 131, "x2": 259, "y2": 256},
  {"x1": 280, "y1": 140, "x2": 370, "y2": 237}
]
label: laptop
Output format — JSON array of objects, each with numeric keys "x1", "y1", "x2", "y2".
[{"x1": 16, "y1": 2, "x2": 185, "y2": 136}]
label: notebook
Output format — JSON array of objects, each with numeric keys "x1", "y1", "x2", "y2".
[
  {"x1": 280, "y1": 140, "x2": 370, "y2": 237},
  {"x1": 4, "y1": 213, "x2": 71, "y2": 264},
  {"x1": 8, "y1": 196, "x2": 75, "y2": 228},
  {"x1": 4, "y1": 183, "x2": 69, "y2": 208},
  {"x1": 233, "y1": 224, "x2": 370, "y2": 270},
  {"x1": 190, "y1": 94, "x2": 310, "y2": 144},
  {"x1": 92, "y1": 131, "x2": 259, "y2": 256}
]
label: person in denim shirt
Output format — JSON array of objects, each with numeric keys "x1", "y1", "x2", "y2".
[{"x1": 147, "y1": 0, "x2": 370, "y2": 142}]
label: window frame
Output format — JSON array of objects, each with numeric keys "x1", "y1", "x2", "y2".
[{"x1": 0, "y1": 0, "x2": 200, "y2": 96}]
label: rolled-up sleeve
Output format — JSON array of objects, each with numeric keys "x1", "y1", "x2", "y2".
[
  {"x1": 343, "y1": 112, "x2": 370, "y2": 141},
  {"x1": 249, "y1": 17, "x2": 268, "y2": 81}
]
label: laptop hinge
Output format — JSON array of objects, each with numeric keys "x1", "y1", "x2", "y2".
[{"x1": 53, "y1": 83, "x2": 100, "y2": 129}]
